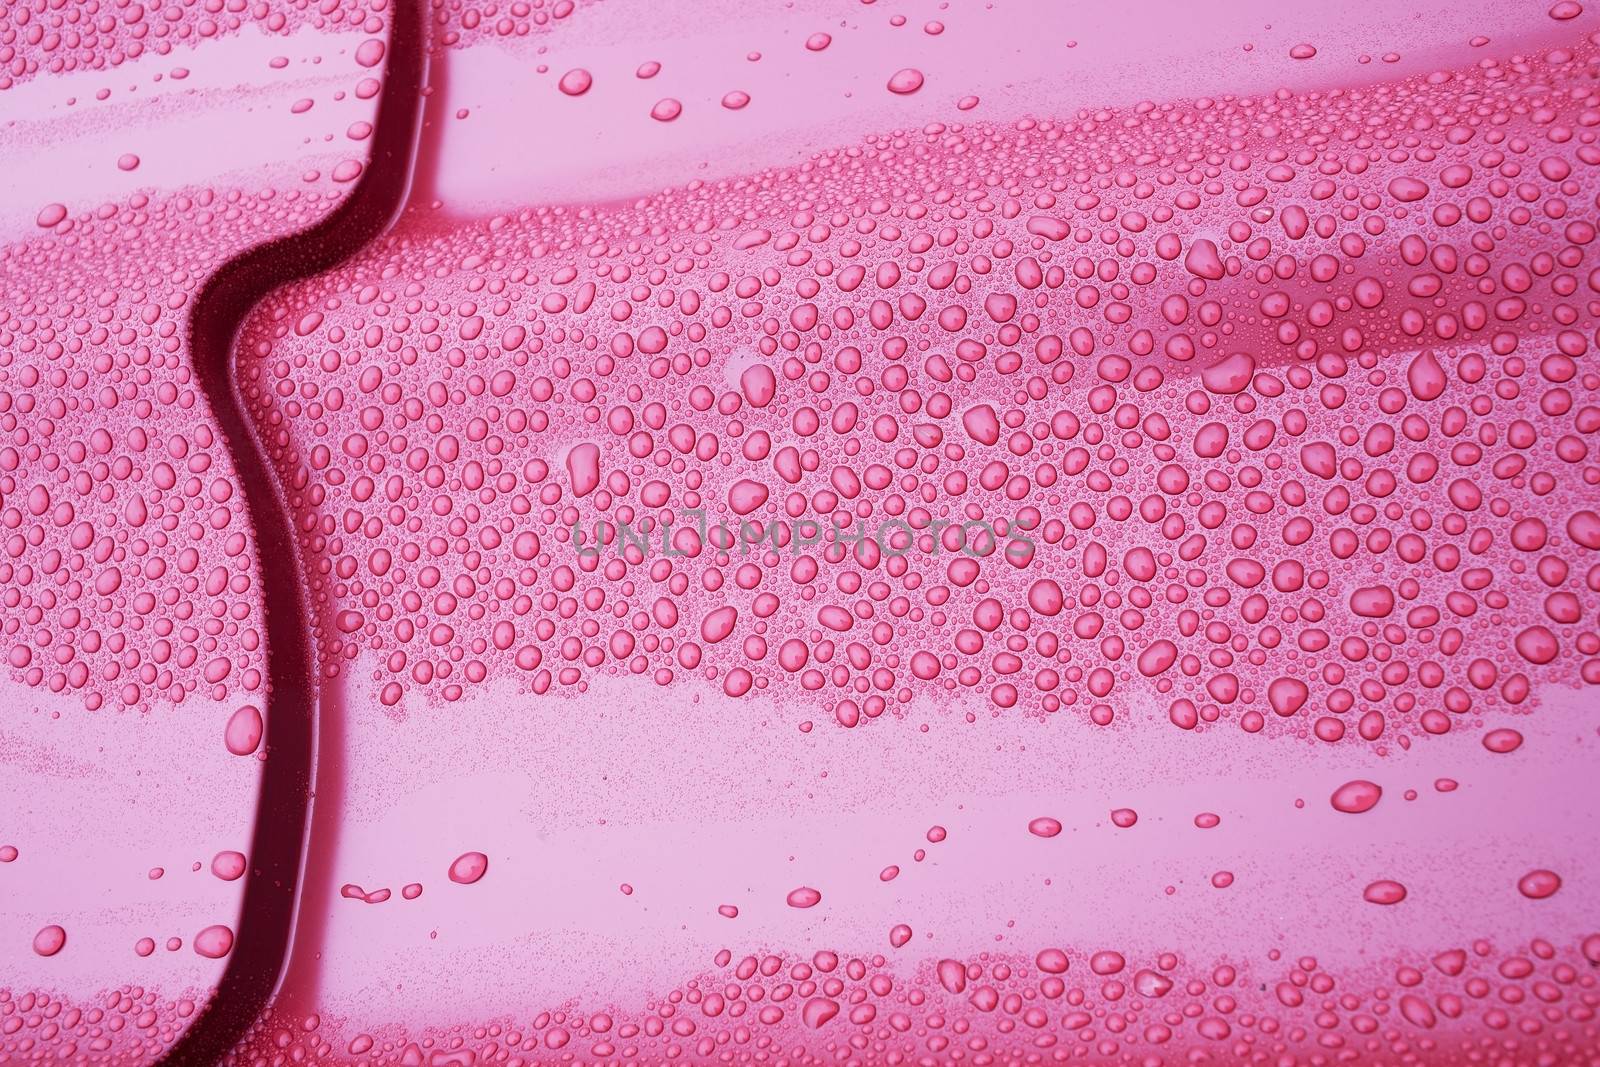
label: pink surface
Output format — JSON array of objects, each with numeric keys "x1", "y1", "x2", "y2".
[{"x1": 4, "y1": 1, "x2": 1600, "y2": 1064}]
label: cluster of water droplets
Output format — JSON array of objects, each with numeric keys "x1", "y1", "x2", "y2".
[
  {"x1": 0, "y1": 182, "x2": 375, "y2": 712},
  {"x1": 553, "y1": 23, "x2": 934, "y2": 124},
  {"x1": 234, "y1": 36, "x2": 1600, "y2": 768},
  {"x1": 196, "y1": 934, "x2": 1600, "y2": 1066},
  {"x1": 0, "y1": 0, "x2": 589, "y2": 88}
]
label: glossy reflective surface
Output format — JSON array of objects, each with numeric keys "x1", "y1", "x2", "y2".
[{"x1": 4, "y1": 2, "x2": 1600, "y2": 1064}]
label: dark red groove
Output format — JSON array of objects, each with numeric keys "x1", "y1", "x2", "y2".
[{"x1": 161, "y1": 5, "x2": 427, "y2": 1063}]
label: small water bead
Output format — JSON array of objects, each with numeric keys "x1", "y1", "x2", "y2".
[
  {"x1": 193, "y1": 924, "x2": 235, "y2": 958},
  {"x1": 717, "y1": 903, "x2": 738, "y2": 917},
  {"x1": 1133, "y1": 968, "x2": 1174, "y2": 997},
  {"x1": 800, "y1": 998, "x2": 839, "y2": 1028},
  {"x1": 0, "y1": 845, "x2": 16, "y2": 862},
  {"x1": 1110, "y1": 808, "x2": 1138, "y2": 828},
  {"x1": 32, "y1": 925, "x2": 66, "y2": 957},
  {"x1": 1363, "y1": 879, "x2": 1408, "y2": 905},
  {"x1": 649, "y1": 97, "x2": 682, "y2": 122},
  {"x1": 35, "y1": 203, "x2": 67, "y2": 227},
  {"x1": 134, "y1": 937, "x2": 155, "y2": 957},
  {"x1": 804, "y1": 32, "x2": 832, "y2": 51},
  {"x1": 1089, "y1": 951, "x2": 1126, "y2": 975},
  {"x1": 211, "y1": 851, "x2": 247, "y2": 880},
  {"x1": 1517, "y1": 869, "x2": 1562, "y2": 899},
  {"x1": 786, "y1": 886, "x2": 822, "y2": 908},
  {"x1": 1484, "y1": 729, "x2": 1525, "y2": 754},
  {"x1": 353, "y1": 38, "x2": 385, "y2": 68},
  {"x1": 1289, "y1": 43, "x2": 1318, "y2": 59},
  {"x1": 635, "y1": 60, "x2": 661, "y2": 78},
  {"x1": 720, "y1": 90, "x2": 751, "y2": 110},
  {"x1": 448, "y1": 851, "x2": 489, "y2": 884},
  {"x1": 1515, "y1": 625, "x2": 1561, "y2": 665},
  {"x1": 1330, "y1": 780, "x2": 1382, "y2": 814},
  {"x1": 1036, "y1": 948, "x2": 1070, "y2": 974},
  {"x1": 224, "y1": 705, "x2": 264, "y2": 756},
  {"x1": 1388, "y1": 172, "x2": 1429, "y2": 201},
  {"x1": 1027, "y1": 816, "x2": 1062, "y2": 838},
  {"x1": 886, "y1": 67, "x2": 924, "y2": 94},
  {"x1": 116, "y1": 153, "x2": 140, "y2": 171},
  {"x1": 888, "y1": 923, "x2": 912, "y2": 948},
  {"x1": 557, "y1": 68, "x2": 593, "y2": 96}
]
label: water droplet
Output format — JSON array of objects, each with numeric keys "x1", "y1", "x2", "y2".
[
  {"x1": 786, "y1": 885, "x2": 822, "y2": 908},
  {"x1": 448, "y1": 851, "x2": 489, "y2": 884},
  {"x1": 1330, "y1": 780, "x2": 1382, "y2": 814},
  {"x1": 887, "y1": 68, "x2": 924, "y2": 94},
  {"x1": 32, "y1": 925, "x2": 66, "y2": 957},
  {"x1": 194, "y1": 924, "x2": 235, "y2": 958},
  {"x1": 558, "y1": 68, "x2": 593, "y2": 96},
  {"x1": 1517, "y1": 869, "x2": 1562, "y2": 899},
  {"x1": 1363, "y1": 879, "x2": 1408, "y2": 905}
]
